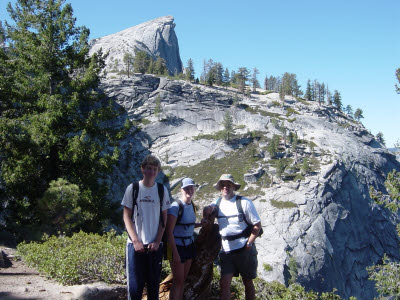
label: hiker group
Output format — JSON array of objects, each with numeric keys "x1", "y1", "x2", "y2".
[{"x1": 121, "y1": 155, "x2": 262, "y2": 300}]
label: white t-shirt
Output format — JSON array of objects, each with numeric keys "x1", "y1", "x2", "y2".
[
  {"x1": 213, "y1": 195, "x2": 261, "y2": 252},
  {"x1": 121, "y1": 181, "x2": 170, "y2": 244}
]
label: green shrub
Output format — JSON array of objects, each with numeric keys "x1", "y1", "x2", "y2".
[
  {"x1": 260, "y1": 90, "x2": 274, "y2": 95},
  {"x1": 296, "y1": 98, "x2": 310, "y2": 105},
  {"x1": 193, "y1": 130, "x2": 226, "y2": 141},
  {"x1": 286, "y1": 107, "x2": 300, "y2": 117},
  {"x1": 17, "y1": 231, "x2": 127, "y2": 285},
  {"x1": 263, "y1": 263, "x2": 273, "y2": 272},
  {"x1": 271, "y1": 101, "x2": 282, "y2": 107},
  {"x1": 270, "y1": 199, "x2": 297, "y2": 209}
]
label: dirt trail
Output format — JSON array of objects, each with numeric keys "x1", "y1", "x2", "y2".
[{"x1": 0, "y1": 247, "x2": 125, "y2": 300}]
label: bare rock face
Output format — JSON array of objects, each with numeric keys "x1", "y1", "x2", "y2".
[
  {"x1": 102, "y1": 74, "x2": 400, "y2": 299},
  {"x1": 89, "y1": 16, "x2": 183, "y2": 75}
]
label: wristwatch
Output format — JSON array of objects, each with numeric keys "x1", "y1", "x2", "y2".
[{"x1": 247, "y1": 242, "x2": 253, "y2": 247}]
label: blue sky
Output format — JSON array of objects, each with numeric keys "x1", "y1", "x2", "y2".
[{"x1": 1, "y1": 0, "x2": 399, "y2": 147}]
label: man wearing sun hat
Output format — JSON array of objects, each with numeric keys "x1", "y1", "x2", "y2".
[{"x1": 212, "y1": 174, "x2": 261, "y2": 300}]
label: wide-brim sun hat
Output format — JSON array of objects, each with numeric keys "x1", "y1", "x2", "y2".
[
  {"x1": 181, "y1": 177, "x2": 195, "y2": 189},
  {"x1": 214, "y1": 174, "x2": 241, "y2": 191}
]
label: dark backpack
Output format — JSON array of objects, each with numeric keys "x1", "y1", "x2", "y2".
[
  {"x1": 215, "y1": 195, "x2": 263, "y2": 241},
  {"x1": 131, "y1": 181, "x2": 165, "y2": 228}
]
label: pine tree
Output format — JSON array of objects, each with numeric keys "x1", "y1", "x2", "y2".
[
  {"x1": 154, "y1": 56, "x2": 167, "y2": 75},
  {"x1": 319, "y1": 83, "x2": 326, "y2": 104},
  {"x1": 123, "y1": 52, "x2": 134, "y2": 77},
  {"x1": 251, "y1": 67, "x2": 260, "y2": 92},
  {"x1": 185, "y1": 58, "x2": 195, "y2": 81},
  {"x1": 305, "y1": 80, "x2": 312, "y2": 101},
  {"x1": 215, "y1": 62, "x2": 224, "y2": 86},
  {"x1": 1, "y1": 0, "x2": 122, "y2": 235},
  {"x1": 0, "y1": 21, "x2": 5, "y2": 45},
  {"x1": 237, "y1": 67, "x2": 249, "y2": 94},
  {"x1": 345, "y1": 105, "x2": 353, "y2": 117},
  {"x1": 376, "y1": 132, "x2": 386, "y2": 145},
  {"x1": 333, "y1": 90, "x2": 342, "y2": 110},
  {"x1": 279, "y1": 83, "x2": 285, "y2": 101},
  {"x1": 154, "y1": 95, "x2": 162, "y2": 120},
  {"x1": 396, "y1": 68, "x2": 400, "y2": 94},
  {"x1": 222, "y1": 67, "x2": 230, "y2": 88},
  {"x1": 223, "y1": 110, "x2": 234, "y2": 143},
  {"x1": 264, "y1": 75, "x2": 268, "y2": 90},
  {"x1": 354, "y1": 108, "x2": 364, "y2": 121},
  {"x1": 133, "y1": 50, "x2": 150, "y2": 74}
]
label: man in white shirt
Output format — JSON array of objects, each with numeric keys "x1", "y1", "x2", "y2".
[
  {"x1": 121, "y1": 155, "x2": 171, "y2": 300},
  {"x1": 213, "y1": 174, "x2": 261, "y2": 300}
]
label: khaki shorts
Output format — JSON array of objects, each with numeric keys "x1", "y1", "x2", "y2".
[{"x1": 219, "y1": 244, "x2": 258, "y2": 279}]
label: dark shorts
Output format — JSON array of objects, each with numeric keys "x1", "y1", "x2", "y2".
[
  {"x1": 219, "y1": 244, "x2": 258, "y2": 279},
  {"x1": 176, "y1": 243, "x2": 196, "y2": 263}
]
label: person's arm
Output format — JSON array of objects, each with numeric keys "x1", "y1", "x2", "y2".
[
  {"x1": 246, "y1": 221, "x2": 261, "y2": 250},
  {"x1": 149, "y1": 209, "x2": 167, "y2": 252},
  {"x1": 166, "y1": 213, "x2": 180, "y2": 264},
  {"x1": 123, "y1": 206, "x2": 144, "y2": 252}
]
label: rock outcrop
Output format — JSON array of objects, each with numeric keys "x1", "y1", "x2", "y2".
[
  {"x1": 103, "y1": 74, "x2": 400, "y2": 299},
  {"x1": 89, "y1": 16, "x2": 183, "y2": 75}
]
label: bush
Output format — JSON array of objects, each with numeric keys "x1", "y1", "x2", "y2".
[
  {"x1": 17, "y1": 231, "x2": 127, "y2": 285},
  {"x1": 270, "y1": 199, "x2": 297, "y2": 209},
  {"x1": 286, "y1": 107, "x2": 300, "y2": 117}
]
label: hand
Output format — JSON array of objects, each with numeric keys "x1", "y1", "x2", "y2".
[
  {"x1": 133, "y1": 240, "x2": 145, "y2": 252},
  {"x1": 246, "y1": 242, "x2": 253, "y2": 251},
  {"x1": 148, "y1": 241, "x2": 160, "y2": 252}
]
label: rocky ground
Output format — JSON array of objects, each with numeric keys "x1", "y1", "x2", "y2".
[{"x1": 0, "y1": 247, "x2": 125, "y2": 300}]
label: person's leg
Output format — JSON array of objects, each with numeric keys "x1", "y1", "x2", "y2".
[
  {"x1": 242, "y1": 278, "x2": 255, "y2": 300},
  {"x1": 220, "y1": 273, "x2": 234, "y2": 300},
  {"x1": 183, "y1": 258, "x2": 192, "y2": 281},
  {"x1": 146, "y1": 244, "x2": 164, "y2": 300},
  {"x1": 126, "y1": 243, "x2": 145, "y2": 300},
  {"x1": 169, "y1": 257, "x2": 186, "y2": 300}
]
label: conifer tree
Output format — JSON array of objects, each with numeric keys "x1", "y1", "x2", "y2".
[
  {"x1": 251, "y1": 67, "x2": 260, "y2": 92},
  {"x1": 319, "y1": 83, "x2": 326, "y2": 104},
  {"x1": 396, "y1": 67, "x2": 400, "y2": 94},
  {"x1": 237, "y1": 67, "x2": 249, "y2": 94},
  {"x1": 0, "y1": 0, "x2": 122, "y2": 235},
  {"x1": 215, "y1": 62, "x2": 224, "y2": 86},
  {"x1": 154, "y1": 56, "x2": 167, "y2": 75},
  {"x1": 376, "y1": 132, "x2": 385, "y2": 145},
  {"x1": 333, "y1": 90, "x2": 342, "y2": 110},
  {"x1": 223, "y1": 110, "x2": 234, "y2": 143},
  {"x1": 345, "y1": 105, "x2": 353, "y2": 117},
  {"x1": 222, "y1": 67, "x2": 230, "y2": 88},
  {"x1": 264, "y1": 75, "x2": 268, "y2": 90},
  {"x1": 123, "y1": 52, "x2": 134, "y2": 77},
  {"x1": 185, "y1": 58, "x2": 195, "y2": 81},
  {"x1": 133, "y1": 50, "x2": 150, "y2": 74},
  {"x1": 279, "y1": 83, "x2": 285, "y2": 101},
  {"x1": 354, "y1": 108, "x2": 364, "y2": 122},
  {"x1": 305, "y1": 80, "x2": 312, "y2": 101}
]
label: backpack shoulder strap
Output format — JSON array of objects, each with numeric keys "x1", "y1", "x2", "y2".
[
  {"x1": 131, "y1": 181, "x2": 140, "y2": 208},
  {"x1": 177, "y1": 200, "x2": 184, "y2": 224},
  {"x1": 157, "y1": 182, "x2": 165, "y2": 228},
  {"x1": 216, "y1": 197, "x2": 222, "y2": 207},
  {"x1": 236, "y1": 195, "x2": 250, "y2": 225}
]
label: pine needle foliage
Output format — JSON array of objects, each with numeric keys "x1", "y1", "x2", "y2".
[{"x1": 0, "y1": 0, "x2": 124, "y2": 238}]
